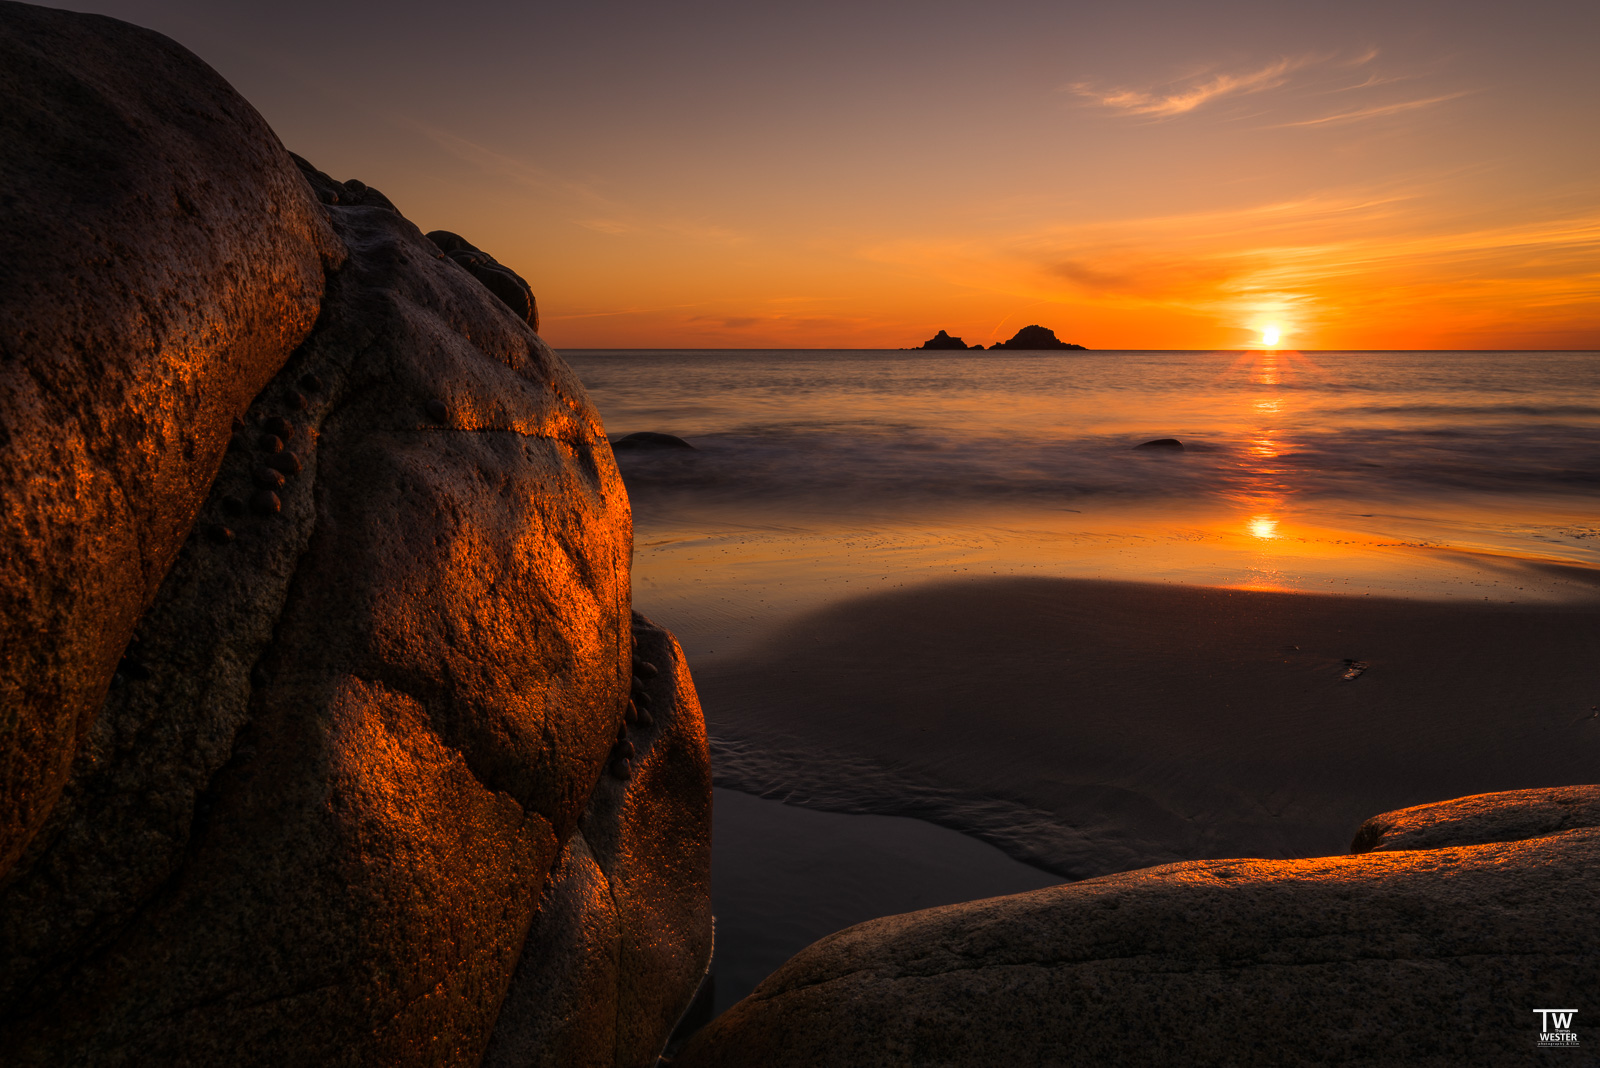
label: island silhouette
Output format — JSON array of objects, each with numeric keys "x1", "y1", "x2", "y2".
[
  {"x1": 917, "y1": 325, "x2": 1085, "y2": 350},
  {"x1": 917, "y1": 329, "x2": 981, "y2": 350}
]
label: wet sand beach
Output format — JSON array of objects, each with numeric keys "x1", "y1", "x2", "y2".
[{"x1": 696, "y1": 576, "x2": 1600, "y2": 878}]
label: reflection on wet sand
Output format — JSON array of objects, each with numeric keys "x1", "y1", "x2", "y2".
[{"x1": 1232, "y1": 349, "x2": 1295, "y2": 588}]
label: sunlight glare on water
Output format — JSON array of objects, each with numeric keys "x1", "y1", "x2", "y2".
[{"x1": 566, "y1": 348, "x2": 1600, "y2": 658}]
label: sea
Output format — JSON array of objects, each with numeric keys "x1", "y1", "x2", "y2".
[
  {"x1": 566, "y1": 349, "x2": 1600, "y2": 629},
  {"x1": 562, "y1": 347, "x2": 1600, "y2": 1008}
]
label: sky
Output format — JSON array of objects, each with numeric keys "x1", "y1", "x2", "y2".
[{"x1": 43, "y1": 0, "x2": 1600, "y2": 349}]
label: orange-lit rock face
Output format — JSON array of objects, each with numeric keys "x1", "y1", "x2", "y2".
[
  {"x1": 678, "y1": 815, "x2": 1600, "y2": 1067},
  {"x1": 485, "y1": 615, "x2": 713, "y2": 1068},
  {"x1": 0, "y1": 3, "x2": 342, "y2": 874},
  {"x1": 1351, "y1": 784, "x2": 1600, "y2": 853},
  {"x1": 0, "y1": 176, "x2": 637, "y2": 1062}
]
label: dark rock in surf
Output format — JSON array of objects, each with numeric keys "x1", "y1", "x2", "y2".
[
  {"x1": 613, "y1": 431, "x2": 696, "y2": 451},
  {"x1": 918, "y1": 330, "x2": 971, "y2": 350},
  {"x1": 990, "y1": 325, "x2": 1086, "y2": 351},
  {"x1": 1134, "y1": 438, "x2": 1184, "y2": 451}
]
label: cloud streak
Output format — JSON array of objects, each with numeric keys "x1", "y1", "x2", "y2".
[
  {"x1": 1068, "y1": 49, "x2": 1453, "y2": 125},
  {"x1": 1067, "y1": 57, "x2": 1312, "y2": 118},
  {"x1": 415, "y1": 123, "x2": 747, "y2": 244},
  {"x1": 1274, "y1": 91, "x2": 1473, "y2": 127}
]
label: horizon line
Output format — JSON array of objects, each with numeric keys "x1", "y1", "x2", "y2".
[{"x1": 555, "y1": 346, "x2": 1600, "y2": 353}]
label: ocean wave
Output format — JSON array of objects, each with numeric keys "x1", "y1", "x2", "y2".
[{"x1": 613, "y1": 423, "x2": 1600, "y2": 505}]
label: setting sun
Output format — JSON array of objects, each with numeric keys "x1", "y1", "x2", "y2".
[{"x1": 1261, "y1": 326, "x2": 1281, "y2": 348}]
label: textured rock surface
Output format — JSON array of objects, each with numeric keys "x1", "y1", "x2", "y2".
[
  {"x1": 1351, "y1": 783, "x2": 1600, "y2": 853},
  {"x1": 484, "y1": 613, "x2": 713, "y2": 1068},
  {"x1": 426, "y1": 229, "x2": 540, "y2": 330},
  {"x1": 0, "y1": 0, "x2": 342, "y2": 873},
  {"x1": 677, "y1": 801, "x2": 1599, "y2": 1067},
  {"x1": 0, "y1": 163, "x2": 649, "y2": 1063}
]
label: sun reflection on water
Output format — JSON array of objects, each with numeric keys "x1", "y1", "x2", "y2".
[{"x1": 1229, "y1": 350, "x2": 1306, "y2": 577}]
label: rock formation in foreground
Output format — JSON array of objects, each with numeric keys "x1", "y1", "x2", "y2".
[
  {"x1": 991, "y1": 324, "x2": 1086, "y2": 350},
  {"x1": 0, "y1": 0, "x2": 344, "y2": 876},
  {"x1": 917, "y1": 330, "x2": 973, "y2": 350},
  {"x1": 677, "y1": 785, "x2": 1600, "y2": 1067},
  {"x1": 0, "y1": 4, "x2": 710, "y2": 1064}
]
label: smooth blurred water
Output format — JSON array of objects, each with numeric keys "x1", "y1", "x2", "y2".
[
  {"x1": 564, "y1": 349, "x2": 1600, "y2": 627},
  {"x1": 568, "y1": 348, "x2": 1600, "y2": 512}
]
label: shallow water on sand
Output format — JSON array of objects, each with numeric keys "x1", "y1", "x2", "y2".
[{"x1": 709, "y1": 788, "x2": 1059, "y2": 1010}]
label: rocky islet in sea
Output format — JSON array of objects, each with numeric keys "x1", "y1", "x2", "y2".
[
  {"x1": 0, "y1": 2, "x2": 1593, "y2": 1064},
  {"x1": 917, "y1": 324, "x2": 1087, "y2": 350}
]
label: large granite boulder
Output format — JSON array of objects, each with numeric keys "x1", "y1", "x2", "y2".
[
  {"x1": 0, "y1": 0, "x2": 343, "y2": 874},
  {"x1": 677, "y1": 787, "x2": 1599, "y2": 1066},
  {"x1": 0, "y1": 118, "x2": 710, "y2": 1064}
]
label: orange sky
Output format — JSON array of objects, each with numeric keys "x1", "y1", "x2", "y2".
[{"x1": 55, "y1": 0, "x2": 1600, "y2": 349}]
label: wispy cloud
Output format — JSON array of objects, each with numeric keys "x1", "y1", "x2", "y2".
[
  {"x1": 414, "y1": 122, "x2": 613, "y2": 208},
  {"x1": 414, "y1": 122, "x2": 747, "y2": 245},
  {"x1": 576, "y1": 217, "x2": 636, "y2": 235},
  {"x1": 1067, "y1": 56, "x2": 1315, "y2": 118},
  {"x1": 1066, "y1": 49, "x2": 1450, "y2": 123},
  {"x1": 1275, "y1": 91, "x2": 1472, "y2": 127}
]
